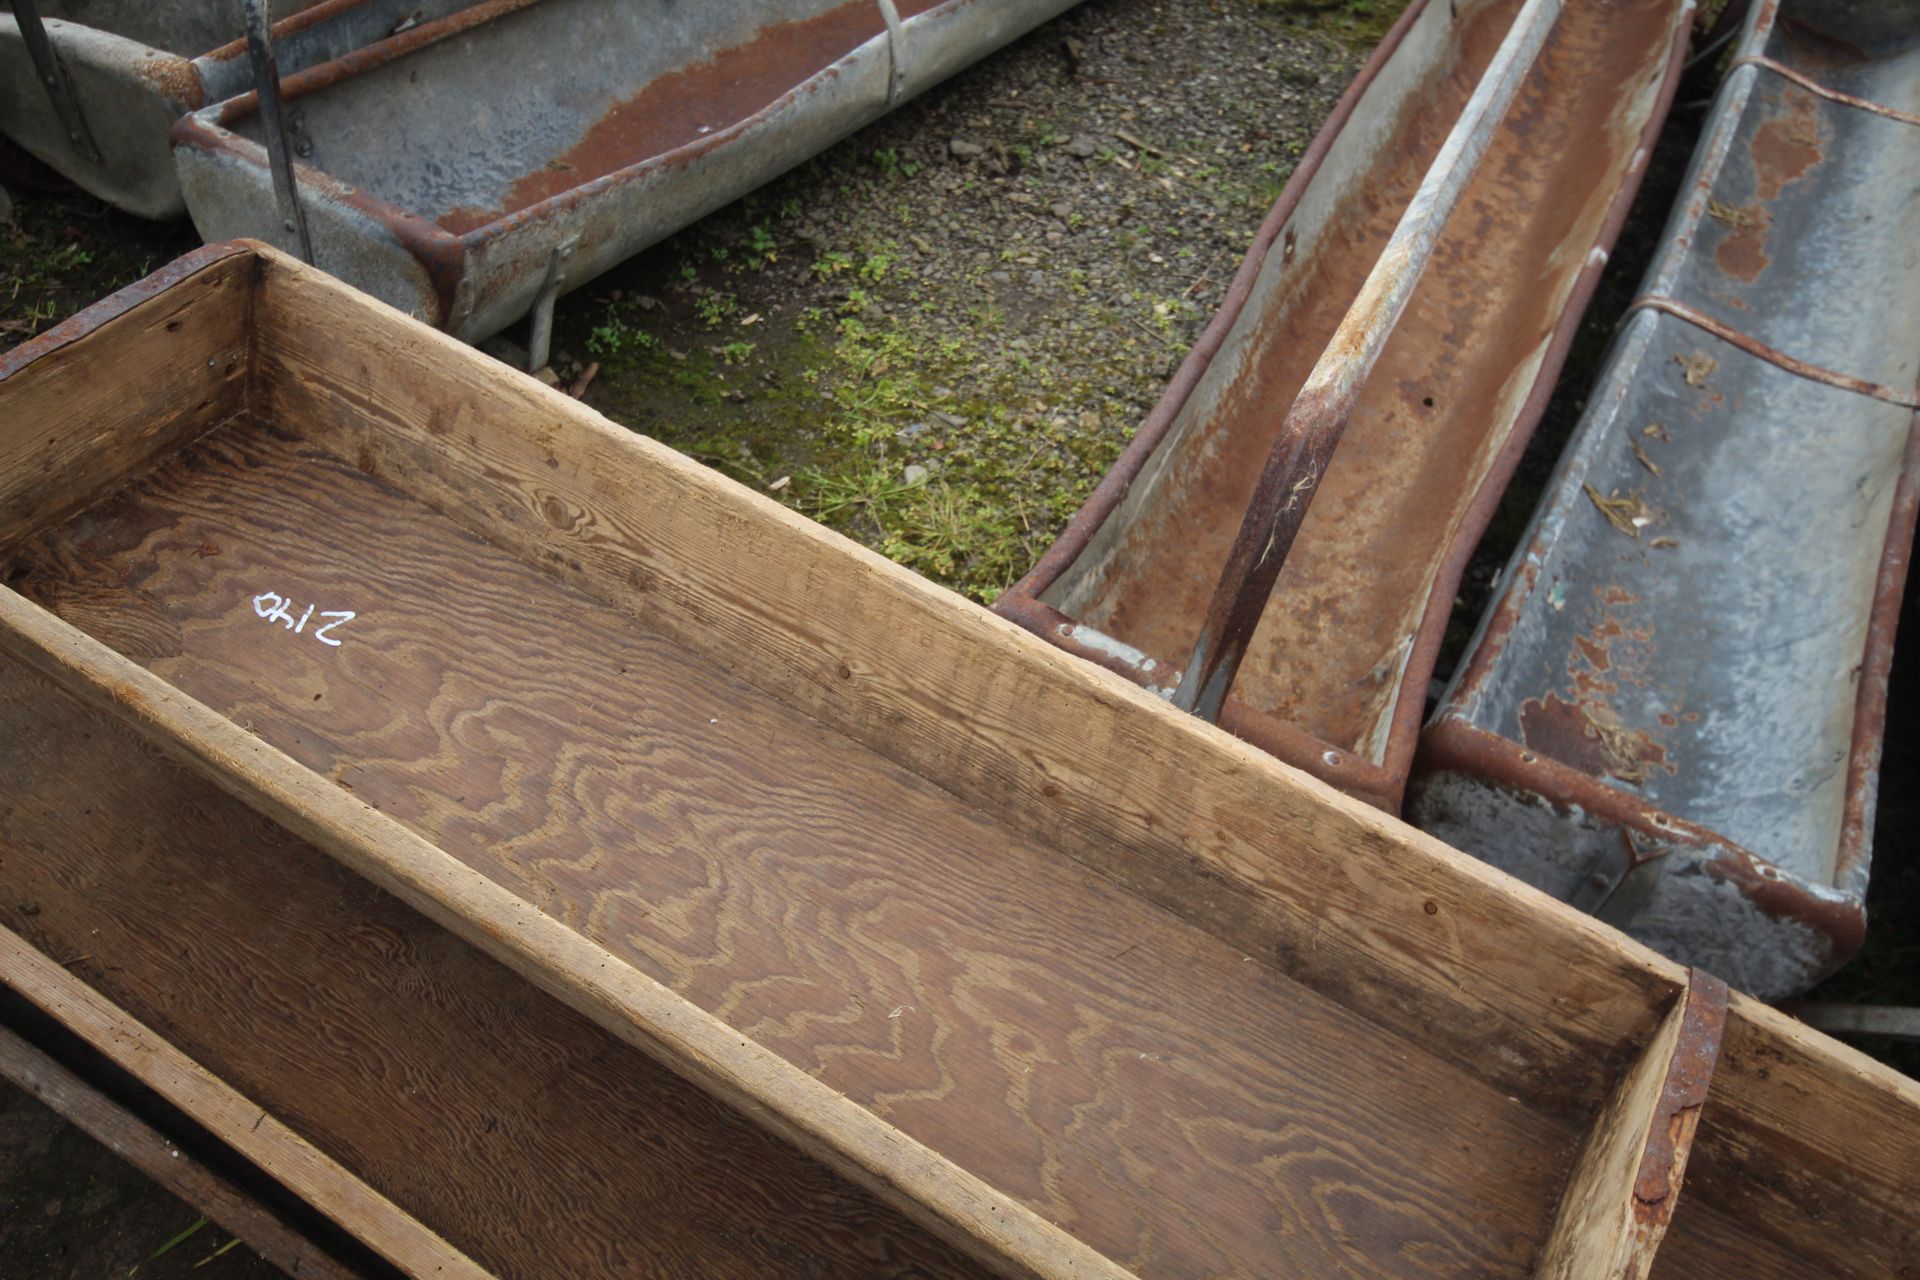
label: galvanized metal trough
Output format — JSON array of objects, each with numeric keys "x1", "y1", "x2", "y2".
[
  {"x1": 0, "y1": 0, "x2": 473, "y2": 217},
  {"x1": 995, "y1": 0, "x2": 1695, "y2": 811},
  {"x1": 1411, "y1": 0, "x2": 1920, "y2": 999},
  {"x1": 170, "y1": 0, "x2": 1081, "y2": 345}
]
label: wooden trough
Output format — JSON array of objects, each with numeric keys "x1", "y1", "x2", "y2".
[
  {"x1": 995, "y1": 0, "x2": 1694, "y2": 811},
  {"x1": 0, "y1": 243, "x2": 1916, "y2": 1277}
]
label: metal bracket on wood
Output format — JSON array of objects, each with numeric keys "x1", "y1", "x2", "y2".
[
  {"x1": 13, "y1": 0, "x2": 102, "y2": 165},
  {"x1": 876, "y1": 0, "x2": 909, "y2": 107},
  {"x1": 527, "y1": 238, "x2": 578, "y2": 373},
  {"x1": 244, "y1": 0, "x2": 316, "y2": 266}
]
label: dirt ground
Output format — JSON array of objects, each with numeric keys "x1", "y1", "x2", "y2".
[{"x1": 0, "y1": 0, "x2": 1912, "y2": 1273}]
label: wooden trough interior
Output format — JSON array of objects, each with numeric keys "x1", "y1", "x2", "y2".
[{"x1": 0, "y1": 244, "x2": 1915, "y2": 1278}]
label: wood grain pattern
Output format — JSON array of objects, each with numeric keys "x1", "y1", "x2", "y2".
[
  {"x1": 0, "y1": 246, "x2": 252, "y2": 545},
  {"x1": 1530, "y1": 976, "x2": 1724, "y2": 1280},
  {"x1": 0, "y1": 914, "x2": 482, "y2": 1279},
  {"x1": 0, "y1": 593, "x2": 1120, "y2": 1280},
  {"x1": 0, "y1": 1021, "x2": 360, "y2": 1280},
  {"x1": 0, "y1": 664, "x2": 1000, "y2": 1280},
  {"x1": 248, "y1": 251, "x2": 1683, "y2": 1121},
  {"x1": 4, "y1": 422, "x2": 1584, "y2": 1280},
  {"x1": 1651, "y1": 996, "x2": 1920, "y2": 1280}
]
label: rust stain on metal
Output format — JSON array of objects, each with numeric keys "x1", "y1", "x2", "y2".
[
  {"x1": 438, "y1": 1, "x2": 889, "y2": 234},
  {"x1": 1517, "y1": 587, "x2": 1672, "y2": 785},
  {"x1": 1750, "y1": 84, "x2": 1823, "y2": 201},
  {"x1": 1710, "y1": 203, "x2": 1772, "y2": 282},
  {"x1": 1631, "y1": 973, "x2": 1727, "y2": 1226},
  {"x1": 1071, "y1": 0, "x2": 1685, "y2": 756}
]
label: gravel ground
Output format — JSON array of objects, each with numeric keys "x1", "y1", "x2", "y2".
[
  {"x1": 0, "y1": 0, "x2": 1913, "y2": 1270},
  {"x1": 541, "y1": 0, "x2": 1375, "y2": 600}
]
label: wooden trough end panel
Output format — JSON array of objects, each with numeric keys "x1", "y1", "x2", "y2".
[
  {"x1": 0, "y1": 926, "x2": 482, "y2": 1279},
  {"x1": 0, "y1": 242, "x2": 256, "y2": 545},
  {"x1": 1649, "y1": 995, "x2": 1920, "y2": 1279},
  {"x1": 0, "y1": 1021, "x2": 362, "y2": 1280},
  {"x1": 0, "y1": 594, "x2": 1127, "y2": 1280},
  {"x1": 246, "y1": 248, "x2": 1689, "y2": 1121},
  {"x1": 1531, "y1": 972, "x2": 1727, "y2": 1279}
]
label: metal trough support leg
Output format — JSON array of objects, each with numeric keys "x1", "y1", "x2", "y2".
[
  {"x1": 14, "y1": 0, "x2": 101, "y2": 165},
  {"x1": 526, "y1": 240, "x2": 576, "y2": 373},
  {"x1": 244, "y1": 0, "x2": 316, "y2": 266}
]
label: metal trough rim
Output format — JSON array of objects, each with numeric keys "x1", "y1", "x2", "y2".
[{"x1": 996, "y1": 0, "x2": 1697, "y2": 810}]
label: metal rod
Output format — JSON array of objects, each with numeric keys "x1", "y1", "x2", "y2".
[
  {"x1": 876, "y1": 0, "x2": 908, "y2": 106},
  {"x1": 244, "y1": 0, "x2": 316, "y2": 266},
  {"x1": 13, "y1": 0, "x2": 101, "y2": 164},
  {"x1": 525, "y1": 239, "x2": 575, "y2": 373},
  {"x1": 1171, "y1": 0, "x2": 1567, "y2": 721}
]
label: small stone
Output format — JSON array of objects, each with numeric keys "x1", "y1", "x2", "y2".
[
  {"x1": 903, "y1": 464, "x2": 930, "y2": 486},
  {"x1": 988, "y1": 270, "x2": 1013, "y2": 286},
  {"x1": 1049, "y1": 201, "x2": 1074, "y2": 221},
  {"x1": 950, "y1": 139, "x2": 986, "y2": 159},
  {"x1": 1079, "y1": 410, "x2": 1103, "y2": 431},
  {"x1": 1065, "y1": 135, "x2": 1100, "y2": 159}
]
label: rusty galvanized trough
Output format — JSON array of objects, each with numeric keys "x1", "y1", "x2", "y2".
[
  {"x1": 1411, "y1": 0, "x2": 1920, "y2": 1000},
  {"x1": 5, "y1": 240, "x2": 1919, "y2": 1277},
  {"x1": 0, "y1": 0, "x2": 474, "y2": 217},
  {"x1": 995, "y1": 0, "x2": 1695, "y2": 811},
  {"x1": 169, "y1": 0, "x2": 1081, "y2": 350}
]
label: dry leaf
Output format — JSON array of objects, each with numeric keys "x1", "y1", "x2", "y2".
[
  {"x1": 1584, "y1": 484, "x2": 1656, "y2": 539},
  {"x1": 1643, "y1": 422, "x2": 1671, "y2": 442},
  {"x1": 1631, "y1": 439, "x2": 1664, "y2": 476},
  {"x1": 1583, "y1": 702, "x2": 1649, "y2": 784},
  {"x1": 1650, "y1": 537, "x2": 1680, "y2": 549},
  {"x1": 1707, "y1": 199, "x2": 1757, "y2": 228},
  {"x1": 1675, "y1": 352, "x2": 1717, "y2": 388}
]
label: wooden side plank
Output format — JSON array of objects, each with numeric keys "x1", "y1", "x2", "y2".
[
  {"x1": 0, "y1": 1021, "x2": 361, "y2": 1280},
  {"x1": 1531, "y1": 973, "x2": 1727, "y2": 1280},
  {"x1": 251, "y1": 248, "x2": 1685, "y2": 1114},
  {"x1": 0, "y1": 926, "x2": 489, "y2": 1280},
  {"x1": 0, "y1": 588, "x2": 1135, "y2": 1280},
  {"x1": 1659, "y1": 993, "x2": 1920, "y2": 1278},
  {"x1": 0, "y1": 244, "x2": 254, "y2": 546}
]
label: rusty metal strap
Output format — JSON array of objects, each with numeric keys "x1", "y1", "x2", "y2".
[
  {"x1": 1734, "y1": 55, "x2": 1920, "y2": 129},
  {"x1": 1626, "y1": 296, "x2": 1920, "y2": 410},
  {"x1": 12, "y1": 0, "x2": 100, "y2": 164}
]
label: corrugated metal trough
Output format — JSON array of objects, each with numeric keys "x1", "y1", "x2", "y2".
[
  {"x1": 0, "y1": 0, "x2": 474, "y2": 217},
  {"x1": 995, "y1": 0, "x2": 1695, "y2": 811},
  {"x1": 170, "y1": 0, "x2": 1081, "y2": 342},
  {"x1": 1410, "y1": 0, "x2": 1920, "y2": 998}
]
